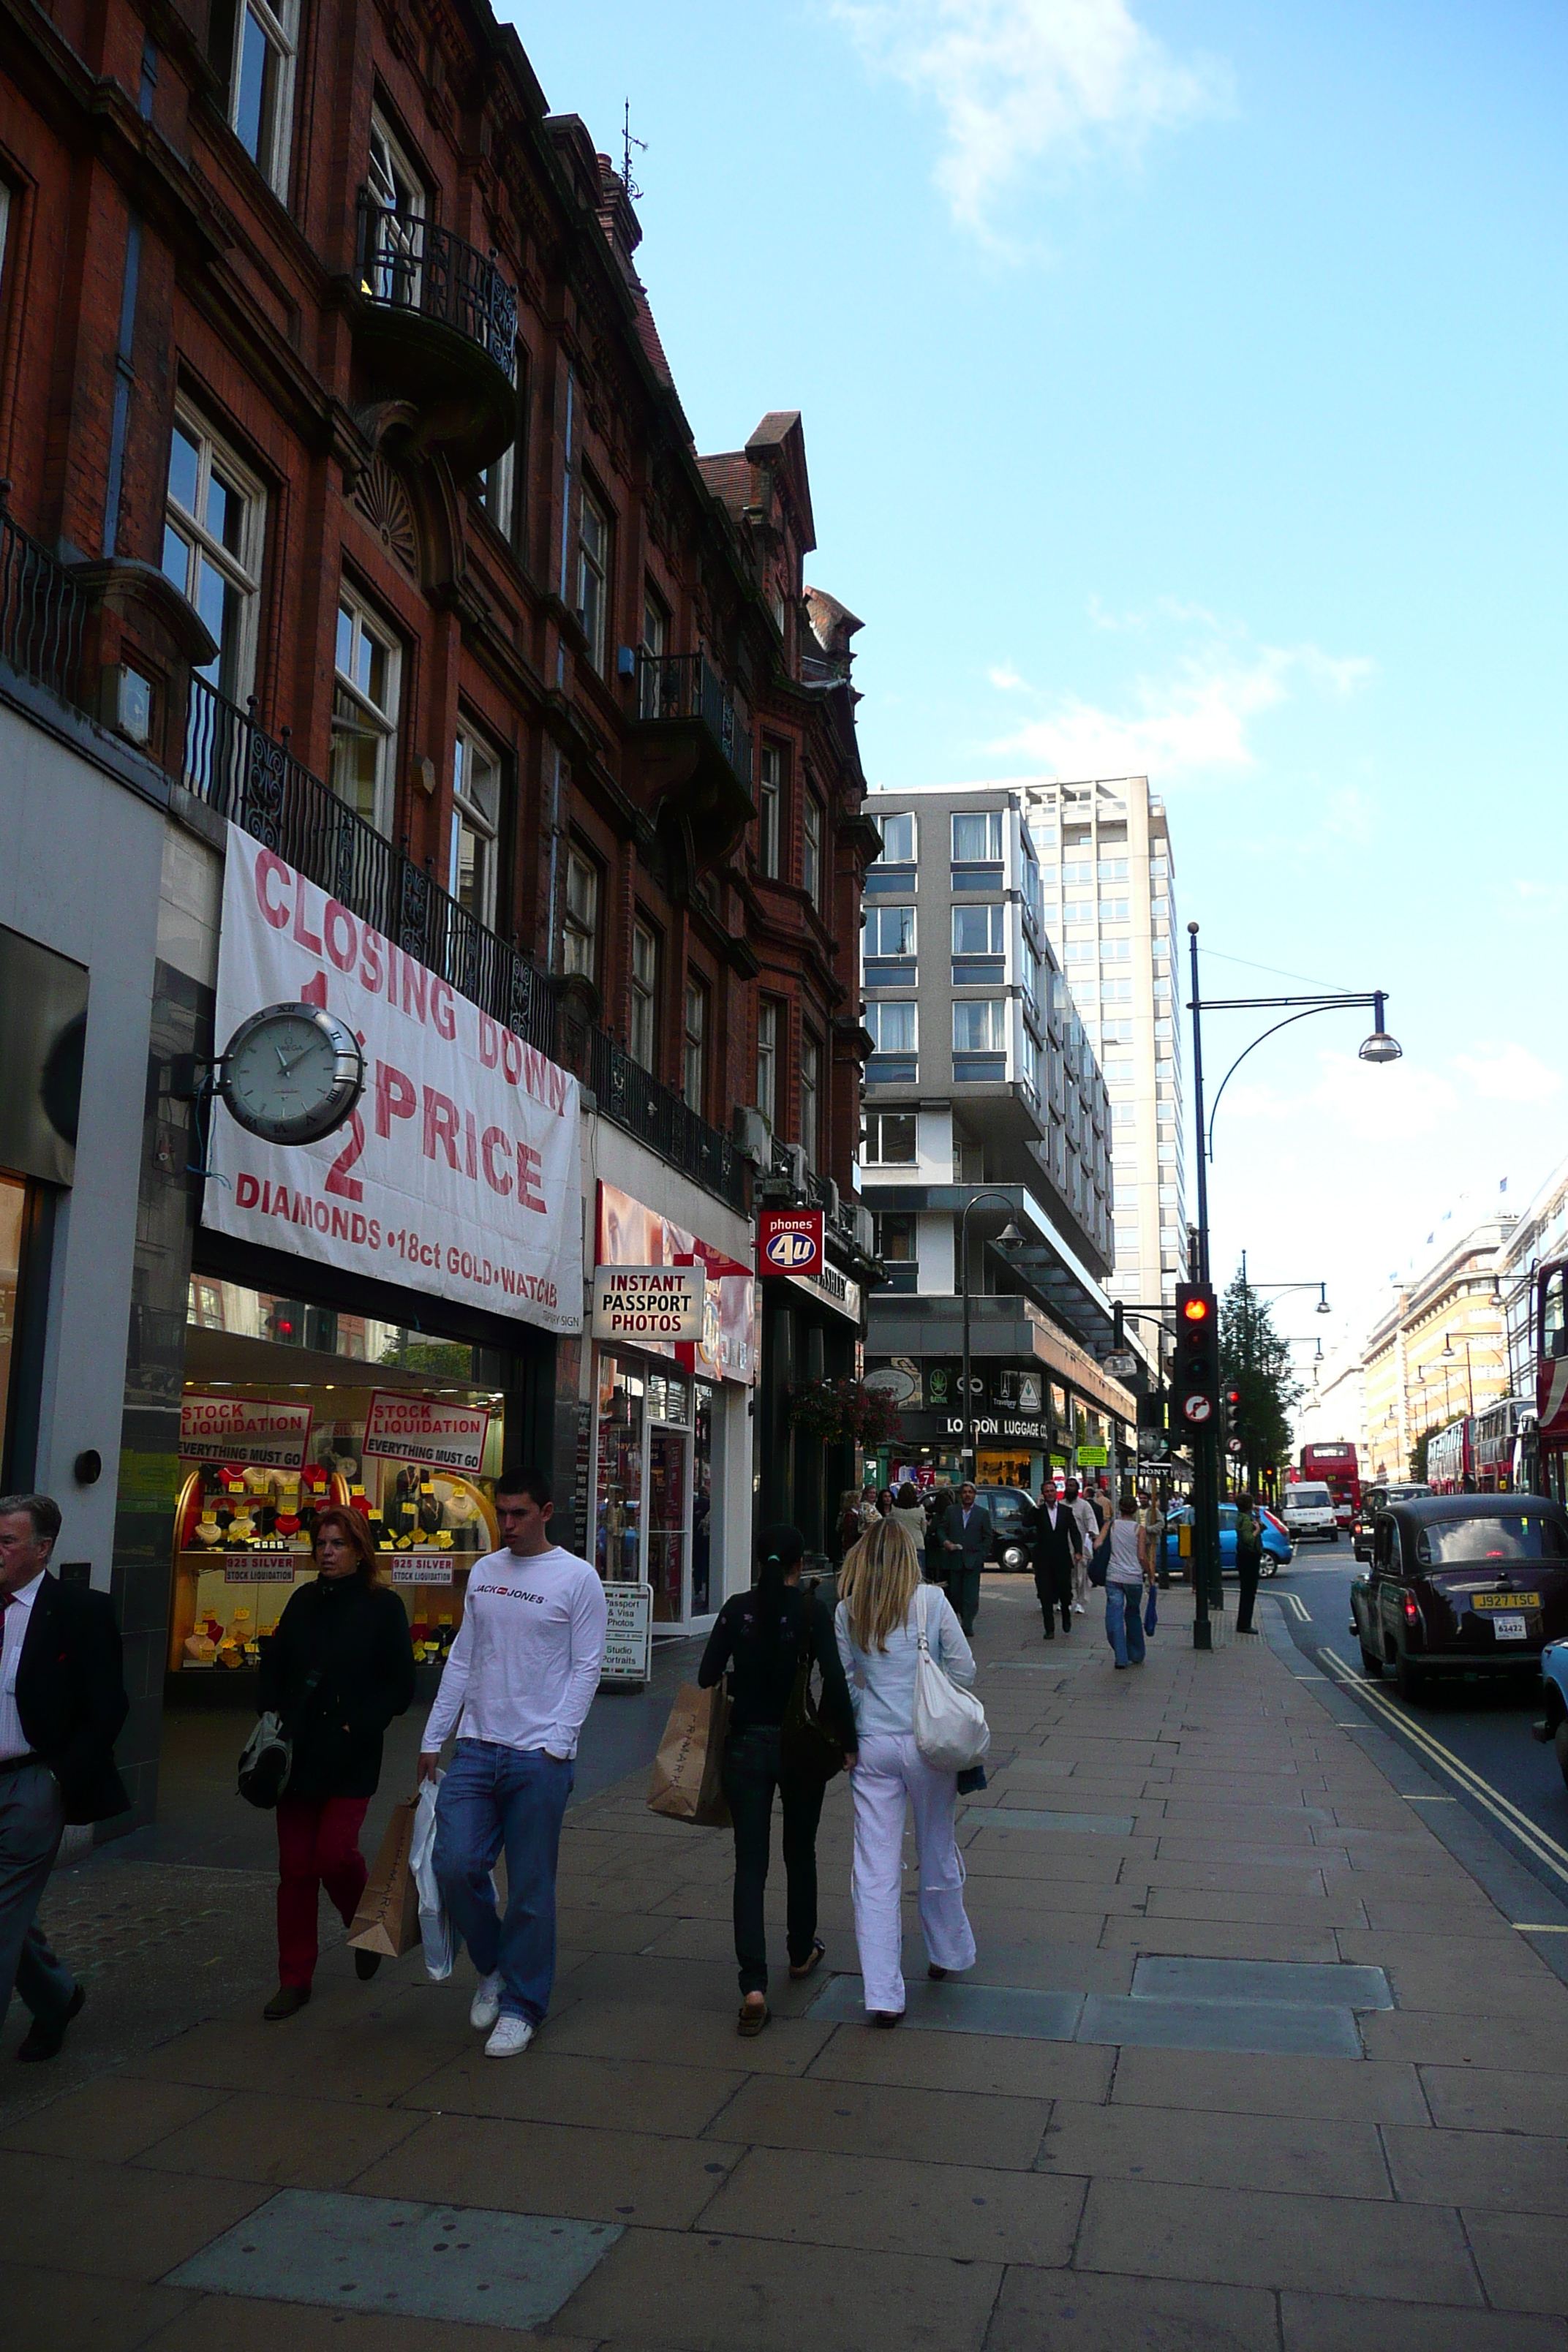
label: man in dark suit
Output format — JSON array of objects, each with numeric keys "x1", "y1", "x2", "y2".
[
  {"x1": 1, "y1": 1492, "x2": 129, "y2": 2061},
  {"x1": 1030, "y1": 1478, "x2": 1082, "y2": 1640},
  {"x1": 936, "y1": 1480, "x2": 992, "y2": 1636}
]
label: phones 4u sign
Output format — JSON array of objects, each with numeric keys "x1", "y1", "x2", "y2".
[{"x1": 758, "y1": 1210, "x2": 823, "y2": 1278}]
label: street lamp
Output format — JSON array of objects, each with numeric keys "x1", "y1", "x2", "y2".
[
  {"x1": 959, "y1": 1190, "x2": 1025, "y2": 1479},
  {"x1": 1186, "y1": 925, "x2": 1400, "y2": 1638},
  {"x1": 1442, "y1": 1332, "x2": 1475, "y2": 1417}
]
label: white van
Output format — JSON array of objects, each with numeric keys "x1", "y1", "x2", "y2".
[{"x1": 1282, "y1": 1482, "x2": 1338, "y2": 1545}]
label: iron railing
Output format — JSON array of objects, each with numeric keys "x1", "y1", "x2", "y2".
[
  {"x1": 355, "y1": 192, "x2": 518, "y2": 378},
  {"x1": 0, "y1": 486, "x2": 86, "y2": 707},
  {"x1": 184, "y1": 676, "x2": 556, "y2": 1056},
  {"x1": 591, "y1": 1028, "x2": 747, "y2": 1213},
  {"x1": 635, "y1": 649, "x2": 753, "y2": 795}
]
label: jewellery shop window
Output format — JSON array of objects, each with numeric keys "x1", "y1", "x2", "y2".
[
  {"x1": 170, "y1": 1278, "x2": 505, "y2": 1680},
  {"x1": 593, "y1": 1354, "x2": 715, "y2": 1626}
]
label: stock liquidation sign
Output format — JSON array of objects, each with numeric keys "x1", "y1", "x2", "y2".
[
  {"x1": 205, "y1": 827, "x2": 584, "y2": 1335},
  {"x1": 757, "y1": 1210, "x2": 823, "y2": 1278}
]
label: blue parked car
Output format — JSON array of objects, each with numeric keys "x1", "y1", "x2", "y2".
[
  {"x1": 1166, "y1": 1503, "x2": 1292, "y2": 1579},
  {"x1": 1535, "y1": 1637, "x2": 1568, "y2": 1786}
]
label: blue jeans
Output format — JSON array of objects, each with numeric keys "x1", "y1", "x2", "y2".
[
  {"x1": 0, "y1": 1760, "x2": 76, "y2": 2031},
  {"x1": 1105, "y1": 1581, "x2": 1146, "y2": 1667},
  {"x1": 433, "y1": 1741, "x2": 573, "y2": 2024}
]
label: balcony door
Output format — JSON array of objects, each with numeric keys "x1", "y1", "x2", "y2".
[{"x1": 366, "y1": 114, "x2": 425, "y2": 307}]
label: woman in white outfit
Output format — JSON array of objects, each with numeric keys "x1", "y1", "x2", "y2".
[{"x1": 835, "y1": 1517, "x2": 978, "y2": 2024}]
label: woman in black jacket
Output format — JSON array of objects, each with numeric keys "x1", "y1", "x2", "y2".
[
  {"x1": 257, "y1": 1506, "x2": 415, "y2": 2019},
  {"x1": 698, "y1": 1524, "x2": 858, "y2": 2038}
]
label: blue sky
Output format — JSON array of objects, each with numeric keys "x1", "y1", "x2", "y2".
[{"x1": 510, "y1": 1, "x2": 1567, "y2": 1369}]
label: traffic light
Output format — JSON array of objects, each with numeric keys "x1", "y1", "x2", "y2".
[
  {"x1": 1223, "y1": 1384, "x2": 1244, "y2": 1456},
  {"x1": 1174, "y1": 1284, "x2": 1220, "y2": 1431},
  {"x1": 268, "y1": 1300, "x2": 305, "y2": 1345},
  {"x1": 1137, "y1": 1385, "x2": 1167, "y2": 1432}
]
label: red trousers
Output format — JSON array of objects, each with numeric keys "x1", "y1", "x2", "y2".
[{"x1": 276, "y1": 1794, "x2": 369, "y2": 1988}]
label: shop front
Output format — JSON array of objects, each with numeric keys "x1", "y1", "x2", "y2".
[
  {"x1": 589, "y1": 1180, "x2": 755, "y2": 1630},
  {"x1": 160, "y1": 825, "x2": 584, "y2": 1703}
]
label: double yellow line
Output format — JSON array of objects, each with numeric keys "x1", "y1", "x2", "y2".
[{"x1": 1316, "y1": 1646, "x2": 1568, "y2": 1891}]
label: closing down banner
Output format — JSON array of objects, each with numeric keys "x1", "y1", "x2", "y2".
[{"x1": 204, "y1": 826, "x2": 583, "y2": 1336}]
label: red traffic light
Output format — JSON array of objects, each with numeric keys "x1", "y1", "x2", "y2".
[{"x1": 1182, "y1": 1297, "x2": 1210, "y2": 1323}]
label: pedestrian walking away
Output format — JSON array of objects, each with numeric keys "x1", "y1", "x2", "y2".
[
  {"x1": 935, "y1": 1479, "x2": 992, "y2": 1636},
  {"x1": 1235, "y1": 1491, "x2": 1265, "y2": 1635},
  {"x1": 1101, "y1": 1494, "x2": 1152, "y2": 1670},
  {"x1": 1030, "y1": 1477, "x2": 1082, "y2": 1640},
  {"x1": 1065, "y1": 1477, "x2": 1098, "y2": 1616},
  {"x1": 887, "y1": 1482, "x2": 930, "y2": 1558},
  {"x1": 836, "y1": 1518, "x2": 977, "y2": 2023},
  {"x1": 0, "y1": 1493, "x2": 129, "y2": 2062},
  {"x1": 834, "y1": 1488, "x2": 864, "y2": 1564},
  {"x1": 257, "y1": 1504, "x2": 416, "y2": 2020},
  {"x1": 698, "y1": 1525, "x2": 858, "y2": 2035},
  {"x1": 421, "y1": 1466, "x2": 607, "y2": 2059}
]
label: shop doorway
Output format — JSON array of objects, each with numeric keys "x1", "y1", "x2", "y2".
[{"x1": 594, "y1": 1356, "x2": 715, "y2": 1627}]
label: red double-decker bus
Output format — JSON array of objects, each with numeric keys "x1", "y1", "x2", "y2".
[
  {"x1": 1535, "y1": 1261, "x2": 1568, "y2": 1504},
  {"x1": 1299, "y1": 1441, "x2": 1361, "y2": 1530}
]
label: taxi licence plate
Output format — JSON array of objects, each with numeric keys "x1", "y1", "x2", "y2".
[
  {"x1": 1471, "y1": 1592, "x2": 1540, "y2": 1611},
  {"x1": 1489, "y1": 1615, "x2": 1528, "y2": 1641}
]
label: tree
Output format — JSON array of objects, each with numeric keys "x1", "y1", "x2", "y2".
[
  {"x1": 1219, "y1": 1270, "x2": 1304, "y2": 1493},
  {"x1": 1410, "y1": 1424, "x2": 1443, "y2": 1483}
]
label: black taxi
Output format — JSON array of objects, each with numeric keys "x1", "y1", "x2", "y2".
[{"x1": 1349, "y1": 1495, "x2": 1568, "y2": 1701}]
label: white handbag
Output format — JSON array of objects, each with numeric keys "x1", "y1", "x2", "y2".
[{"x1": 912, "y1": 1583, "x2": 990, "y2": 1772}]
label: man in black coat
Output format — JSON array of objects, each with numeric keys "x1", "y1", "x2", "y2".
[
  {"x1": 935, "y1": 1481, "x2": 992, "y2": 1636},
  {"x1": 1030, "y1": 1478, "x2": 1082, "y2": 1640},
  {"x1": 0, "y1": 1492, "x2": 129, "y2": 2061}
]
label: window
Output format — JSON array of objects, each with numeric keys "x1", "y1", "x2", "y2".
[
  {"x1": 862, "y1": 1110, "x2": 917, "y2": 1165},
  {"x1": 800, "y1": 1030, "x2": 820, "y2": 1168},
  {"x1": 450, "y1": 726, "x2": 502, "y2": 927},
  {"x1": 1062, "y1": 857, "x2": 1094, "y2": 884},
  {"x1": 1098, "y1": 857, "x2": 1128, "y2": 881},
  {"x1": 757, "y1": 1000, "x2": 780, "y2": 1128},
  {"x1": 331, "y1": 592, "x2": 400, "y2": 834},
  {"x1": 639, "y1": 589, "x2": 667, "y2": 720},
  {"x1": 864, "y1": 904, "x2": 915, "y2": 958},
  {"x1": 1098, "y1": 898, "x2": 1129, "y2": 923},
  {"x1": 874, "y1": 810, "x2": 916, "y2": 864},
  {"x1": 479, "y1": 442, "x2": 515, "y2": 539},
  {"x1": 954, "y1": 1000, "x2": 1006, "y2": 1052},
  {"x1": 578, "y1": 483, "x2": 608, "y2": 671},
  {"x1": 630, "y1": 919, "x2": 659, "y2": 1071},
  {"x1": 865, "y1": 1001, "x2": 916, "y2": 1055},
  {"x1": 875, "y1": 1213, "x2": 917, "y2": 1263},
  {"x1": 683, "y1": 977, "x2": 707, "y2": 1115},
  {"x1": 758, "y1": 743, "x2": 784, "y2": 875},
  {"x1": 952, "y1": 904, "x2": 1006, "y2": 954},
  {"x1": 563, "y1": 848, "x2": 599, "y2": 983},
  {"x1": 162, "y1": 411, "x2": 263, "y2": 703},
  {"x1": 952, "y1": 810, "x2": 1003, "y2": 862},
  {"x1": 364, "y1": 113, "x2": 424, "y2": 305},
  {"x1": 803, "y1": 796, "x2": 823, "y2": 909},
  {"x1": 216, "y1": 0, "x2": 298, "y2": 195}
]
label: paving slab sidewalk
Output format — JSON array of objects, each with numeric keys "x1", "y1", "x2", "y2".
[{"x1": 4, "y1": 1577, "x2": 1568, "y2": 2350}]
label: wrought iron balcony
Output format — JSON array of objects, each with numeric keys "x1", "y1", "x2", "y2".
[
  {"x1": 184, "y1": 677, "x2": 557, "y2": 1056},
  {"x1": 0, "y1": 489, "x2": 86, "y2": 706},
  {"x1": 352, "y1": 192, "x2": 519, "y2": 475},
  {"x1": 630, "y1": 649, "x2": 755, "y2": 855},
  {"x1": 589, "y1": 1029, "x2": 747, "y2": 1213}
]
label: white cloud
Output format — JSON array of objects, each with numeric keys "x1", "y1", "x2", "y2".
[
  {"x1": 1450, "y1": 1044, "x2": 1562, "y2": 1106},
  {"x1": 990, "y1": 620, "x2": 1373, "y2": 783},
  {"x1": 828, "y1": 0, "x2": 1229, "y2": 237}
]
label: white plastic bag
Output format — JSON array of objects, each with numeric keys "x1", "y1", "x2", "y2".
[
  {"x1": 912, "y1": 1583, "x2": 990, "y2": 1773},
  {"x1": 410, "y1": 1774, "x2": 453, "y2": 1982}
]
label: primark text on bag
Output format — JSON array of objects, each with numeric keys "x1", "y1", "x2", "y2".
[{"x1": 912, "y1": 1584, "x2": 990, "y2": 1773}]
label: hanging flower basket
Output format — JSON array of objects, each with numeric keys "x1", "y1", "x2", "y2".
[{"x1": 788, "y1": 1379, "x2": 902, "y2": 1449}]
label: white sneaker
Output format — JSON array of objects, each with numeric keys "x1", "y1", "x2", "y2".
[
  {"x1": 485, "y1": 2016, "x2": 535, "y2": 2059},
  {"x1": 1074, "y1": 1602, "x2": 1086, "y2": 1615},
  {"x1": 470, "y1": 1972, "x2": 503, "y2": 2032}
]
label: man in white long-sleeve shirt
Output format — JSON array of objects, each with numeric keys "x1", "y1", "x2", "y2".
[{"x1": 420, "y1": 1466, "x2": 606, "y2": 2059}]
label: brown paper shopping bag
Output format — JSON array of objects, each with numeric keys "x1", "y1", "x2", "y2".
[
  {"x1": 647, "y1": 1680, "x2": 731, "y2": 1827},
  {"x1": 347, "y1": 1795, "x2": 421, "y2": 1958}
]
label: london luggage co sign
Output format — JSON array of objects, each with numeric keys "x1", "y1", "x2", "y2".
[
  {"x1": 590, "y1": 1264, "x2": 706, "y2": 1343},
  {"x1": 757, "y1": 1210, "x2": 823, "y2": 1278}
]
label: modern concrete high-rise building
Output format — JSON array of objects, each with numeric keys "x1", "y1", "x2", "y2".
[{"x1": 1019, "y1": 777, "x2": 1186, "y2": 1323}]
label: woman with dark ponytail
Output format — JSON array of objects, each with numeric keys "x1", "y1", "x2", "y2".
[{"x1": 698, "y1": 1524, "x2": 858, "y2": 2035}]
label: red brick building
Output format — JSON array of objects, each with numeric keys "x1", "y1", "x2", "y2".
[{"x1": 0, "y1": 0, "x2": 877, "y2": 1812}]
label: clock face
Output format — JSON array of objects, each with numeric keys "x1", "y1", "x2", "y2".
[{"x1": 220, "y1": 1003, "x2": 365, "y2": 1145}]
